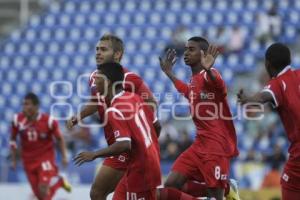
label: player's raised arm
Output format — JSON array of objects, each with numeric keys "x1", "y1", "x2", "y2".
[
  {"x1": 237, "y1": 89, "x2": 274, "y2": 105},
  {"x1": 200, "y1": 44, "x2": 219, "y2": 81},
  {"x1": 159, "y1": 49, "x2": 189, "y2": 97},
  {"x1": 159, "y1": 49, "x2": 178, "y2": 83}
]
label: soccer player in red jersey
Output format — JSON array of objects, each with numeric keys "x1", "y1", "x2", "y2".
[
  {"x1": 66, "y1": 34, "x2": 160, "y2": 200},
  {"x1": 159, "y1": 37, "x2": 239, "y2": 200},
  {"x1": 74, "y1": 62, "x2": 199, "y2": 200},
  {"x1": 238, "y1": 43, "x2": 300, "y2": 200},
  {"x1": 10, "y1": 93, "x2": 71, "y2": 200}
]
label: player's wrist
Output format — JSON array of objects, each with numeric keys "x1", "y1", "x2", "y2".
[{"x1": 72, "y1": 115, "x2": 80, "y2": 125}]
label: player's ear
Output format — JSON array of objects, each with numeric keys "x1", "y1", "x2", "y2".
[{"x1": 113, "y1": 50, "x2": 123, "y2": 62}]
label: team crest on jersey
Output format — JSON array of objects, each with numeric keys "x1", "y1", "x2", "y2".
[
  {"x1": 114, "y1": 130, "x2": 120, "y2": 138},
  {"x1": 118, "y1": 155, "x2": 126, "y2": 162},
  {"x1": 282, "y1": 173, "x2": 289, "y2": 182},
  {"x1": 200, "y1": 92, "x2": 215, "y2": 100}
]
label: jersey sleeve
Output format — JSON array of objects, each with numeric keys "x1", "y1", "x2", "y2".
[
  {"x1": 261, "y1": 79, "x2": 283, "y2": 108},
  {"x1": 123, "y1": 72, "x2": 142, "y2": 92},
  {"x1": 125, "y1": 72, "x2": 155, "y2": 100},
  {"x1": 174, "y1": 79, "x2": 189, "y2": 98},
  {"x1": 203, "y1": 68, "x2": 225, "y2": 90},
  {"x1": 48, "y1": 117, "x2": 62, "y2": 138},
  {"x1": 106, "y1": 107, "x2": 131, "y2": 142}
]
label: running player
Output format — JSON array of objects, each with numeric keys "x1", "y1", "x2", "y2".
[{"x1": 10, "y1": 92, "x2": 71, "y2": 200}]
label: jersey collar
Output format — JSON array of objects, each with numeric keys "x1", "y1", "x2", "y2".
[
  {"x1": 111, "y1": 90, "x2": 125, "y2": 105},
  {"x1": 277, "y1": 65, "x2": 291, "y2": 77}
]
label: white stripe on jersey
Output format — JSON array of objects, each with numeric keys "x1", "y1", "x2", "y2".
[
  {"x1": 89, "y1": 70, "x2": 97, "y2": 83},
  {"x1": 122, "y1": 72, "x2": 135, "y2": 88},
  {"x1": 105, "y1": 107, "x2": 125, "y2": 120},
  {"x1": 13, "y1": 114, "x2": 18, "y2": 127},
  {"x1": 261, "y1": 88, "x2": 279, "y2": 108},
  {"x1": 116, "y1": 137, "x2": 131, "y2": 142},
  {"x1": 48, "y1": 116, "x2": 54, "y2": 129}
]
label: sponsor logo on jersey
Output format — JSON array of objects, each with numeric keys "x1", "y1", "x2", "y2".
[
  {"x1": 221, "y1": 174, "x2": 227, "y2": 180},
  {"x1": 200, "y1": 92, "x2": 215, "y2": 100}
]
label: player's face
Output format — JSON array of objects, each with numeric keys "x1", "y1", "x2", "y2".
[
  {"x1": 95, "y1": 40, "x2": 118, "y2": 65},
  {"x1": 94, "y1": 70, "x2": 110, "y2": 95},
  {"x1": 183, "y1": 41, "x2": 201, "y2": 66},
  {"x1": 22, "y1": 99, "x2": 38, "y2": 118}
]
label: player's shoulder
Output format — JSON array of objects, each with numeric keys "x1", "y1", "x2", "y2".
[
  {"x1": 89, "y1": 69, "x2": 98, "y2": 81},
  {"x1": 13, "y1": 112, "x2": 25, "y2": 124},
  {"x1": 38, "y1": 113, "x2": 56, "y2": 123},
  {"x1": 124, "y1": 70, "x2": 141, "y2": 80},
  {"x1": 293, "y1": 68, "x2": 300, "y2": 77},
  {"x1": 112, "y1": 91, "x2": 140, "y2": 104}
]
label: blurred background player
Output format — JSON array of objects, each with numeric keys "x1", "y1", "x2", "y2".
[
  {"x1": 74, "y1": 62, "x2": 199, "y2": 200},
  {"x1": 66, "y1": 34, "x2": 160, "y2": 199},
  {"x1": 10, "y1": 92, "x2": 71, "y2": 200},
  {"x1": 238, "y1": 43, "x2": 300, "y2": 200},
  {"x1": 159, "y1": 37, "x2": 240, "y2": 200}
]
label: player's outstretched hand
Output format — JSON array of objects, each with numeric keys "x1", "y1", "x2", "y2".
[
  {"x1": 159, "y1": 49, "x2": 177, "y2": 74},
  {"x1": 200, "y1": 45, "x2": 219, "y2": 71},
  {"x1": 73, "y1": 151, "x2": 96, "y2": 166},
  {"x1": 66, "y1": 116, "x2": 78, "y2": 130},
  {"x1": 237, "y1": 89, "x2": 247, "y2": 105}
]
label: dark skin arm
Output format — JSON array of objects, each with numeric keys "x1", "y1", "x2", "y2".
[
  {"x1": 10, "y1": 140, "x2": 17, "y2": 170},
  {"x1": 66, "y1": 97, "x2": 98, "y2": 130},
  {"x1": 55, "y1": 135, "x2": 68, "y2": 168},
  {"x1": 153, "y1": 121, "x2": 161, "y2": 138},
  {"x1": 237, "y1": 89, "x2": 274, "y2": 105},
  {"x1": 73, "y1": 141, "x2": 131, "y2": 166}
]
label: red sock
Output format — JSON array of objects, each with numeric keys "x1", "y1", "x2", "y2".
[
  {"x1": 159, "y1": 188, "x2": 197, "y2": 200},
  {"x1": 182, "y1": 180, "x2": 207, "y2": 197},
  {"x1": 46, "y1": 176, "x2": 64, "y2": 200}
]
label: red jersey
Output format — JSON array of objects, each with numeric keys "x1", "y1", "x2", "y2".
[
  {"x1": 262, "y1": 66, "x2": 300, "y2": 190},
  {"x1": 11, "y1": 113, "x2": 61, "y2": 165},
  {"x1": 88, "y1": 67, "x2": 156, "y2": 146},
  {"x1": 106, "y1": 91, "x2": 161, "y2": 192},
  {"x1": 174, "y1": 68, "x2": 238, "y2": 157}
]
